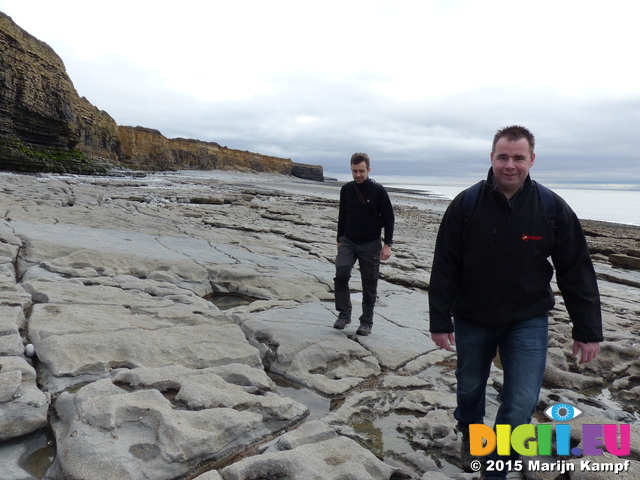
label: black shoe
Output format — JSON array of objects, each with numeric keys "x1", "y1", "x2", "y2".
[
  {"x1": 333, "y1": 317, "x2": 351, "y2": 330},
  {"x1": 460, "y1": 425, "x2": 481, "y2": 473},
  {"x1": 356, "y1": 324, "x2": 372, "y2": 336}
]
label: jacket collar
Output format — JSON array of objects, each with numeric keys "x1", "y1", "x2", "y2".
[{"x1": 353, "y1": 178, "x2": 373, "y2": 187}]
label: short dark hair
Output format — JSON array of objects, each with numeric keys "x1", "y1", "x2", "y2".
[
  {"x1": 492, "y1": 125, "x2": 535, "y2": 155},
  {"x1": 350, "y1": 152, "x2": 370, "y2": 168}
]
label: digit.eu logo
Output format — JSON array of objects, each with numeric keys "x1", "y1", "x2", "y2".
[{"x1": 469, "y1": 403, "x2": 631, "y2": 457}]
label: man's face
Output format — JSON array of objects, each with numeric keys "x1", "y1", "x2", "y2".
[
  {"x1": 490, "y1": 137, "x2": 535, "y2": 199},
  {"x1": 351, "y1": 161, "x2": 370, "y2": 184}
]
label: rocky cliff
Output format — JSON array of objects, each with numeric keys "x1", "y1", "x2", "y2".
[
  {"x1": 117, "y1": 126, "x2": 324, "y2": 181},
  {"x1": 0, "y1": 12, "x2": 324, "y2": 181},
  {"x1": 0, "y1": 12, "x2": 120, "y2": 174}
]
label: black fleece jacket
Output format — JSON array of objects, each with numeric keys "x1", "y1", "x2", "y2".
[
  {"x1": 428, "y1": 170, "x2": 603, "y2": 343},
  {"x1": 337, "y1": 178, "x2": 395, "y2": 246}
]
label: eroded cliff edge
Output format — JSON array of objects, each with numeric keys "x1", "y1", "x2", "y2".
[{"x1": 0, "y1": 12, "x2": 323, "y2": 181}]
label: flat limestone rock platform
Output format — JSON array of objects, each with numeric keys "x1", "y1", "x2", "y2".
[{"x1": 0, "y1": 170, "x2": 638, "y2": 480}]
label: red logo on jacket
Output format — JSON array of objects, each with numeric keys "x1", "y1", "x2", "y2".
[{"x1": 522, "y1": 233, "x2": 543, "y2": 242}]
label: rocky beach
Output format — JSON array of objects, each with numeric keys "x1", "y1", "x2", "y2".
[{"x1": 1, "y1": 170, "x2": 639, "y2": 480}]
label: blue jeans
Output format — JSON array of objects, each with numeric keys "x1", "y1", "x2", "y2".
[{"x1": 454, "y1": 314, "x2": 548, "y2": 477}]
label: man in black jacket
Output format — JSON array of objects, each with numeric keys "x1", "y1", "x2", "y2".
[
  {"x1": 333, "y1": 152, "x2": 395, "y2": 335},
  {"x1": 429, "y1": 126, "x2": 603, "y2": 479}
]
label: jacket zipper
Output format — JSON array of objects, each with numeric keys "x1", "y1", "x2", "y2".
[{"x1": 500, "y1": 211, "x2": 512, "y2": 324}]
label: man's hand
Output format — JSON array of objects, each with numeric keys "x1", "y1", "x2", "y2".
[
  {"x1": 380, "y1": 244, "x2": 392, "y2": 260},
  {"x1": 431, "y1": 332, "x2": 455, "y2": 351},
  {"x1": 573, "y1": 341, "x2": 600, "y2": 364}
]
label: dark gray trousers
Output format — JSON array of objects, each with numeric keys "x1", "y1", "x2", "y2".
[{"x1": 334, "y1": 237, "x2": 381, "y2": 326}]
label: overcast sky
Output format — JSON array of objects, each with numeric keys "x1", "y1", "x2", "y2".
[{"x1": 2, "y1": 0, "x2": 639, "y2": 185}]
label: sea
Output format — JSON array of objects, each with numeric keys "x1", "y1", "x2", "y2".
[
  {"x1": 384, "y1": 182, "x2": 639, "y2": 226},
  {"x1": 327, "y1": 172, "x2": 639, "y2": 226}
]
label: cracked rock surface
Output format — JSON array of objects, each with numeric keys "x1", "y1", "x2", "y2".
[{"x1": 0, "y1": 170, "x2": 638, "y2": 480}]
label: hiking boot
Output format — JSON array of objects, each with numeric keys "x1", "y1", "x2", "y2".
[
  {"x1": 356, "y1": 324, "x2": 372, "y2": 336},
  {"x1": 460, "y1": 425, "x2": 481, "y2": 473},
  {"x1": 333, "y1": 317, "x2": 351, "y2": 330}
]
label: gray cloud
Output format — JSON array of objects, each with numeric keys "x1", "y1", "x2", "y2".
[
  {"x1": 3, "y1": 0, "x2": 638, "y2": 186},
  {"x1": 90, "y1": 76, "x2": 637, "y2": 184},
  {"x1": 59, "y1": 48, "x2": 640, "y2": 186}
]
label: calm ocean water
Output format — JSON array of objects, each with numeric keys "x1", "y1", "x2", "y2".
[{"x1": 388, "y1": 183, "x2": 639, "y2": 226}]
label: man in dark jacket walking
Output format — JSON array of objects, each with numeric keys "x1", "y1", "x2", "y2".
[
  {"x1": 429, "y1": 126, "x2": 603, "y2": 479},
  {"x1": 333, "y1": 152, "x2": 395, "y2": 336}
]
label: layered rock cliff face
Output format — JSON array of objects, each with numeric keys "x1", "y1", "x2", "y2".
[
  {"x1": 0, "y1": 12, "x2": 120, "y2": 174},
  {"x1": 0, "y1": 12, "x2": 324, "y2": 181},
  {"x1": 117, "y1": 126, "x2": 323, "y2": 180}
]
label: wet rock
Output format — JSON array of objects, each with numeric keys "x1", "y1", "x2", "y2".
[
  {"x1": 113, "y1": 364, "x2": 308, "y2": 424},
  {"x1": 0, "y1": 357, "x2": 50, "y2": 440},
  {"x1": 0, "y1": 369, "x2": 22, "y2": 402},
  {"x1": 543, "y1": 347, "x2": 604, "y2": 390},
  {"x1": 233, "y1": 303, "x2": 381, "y2": 396},
  {"x1": 565, "y1": 454, "x2": 640, "y2": 480},
  {"x1": 420, "y1": 473, "x2": 456, "y2": 480},
  {"x1": 609, "y1": 253, "x2": 640, "y2": 270},
  {"x1": 193, "y1": 471, "x2": 224, "y2": 480},
  {"x1": 220, "y1": 420, "x2": 402, "y2": 480},
  {"x1": 45, "y1": 365, "x2": 308, "y2": 480}
]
